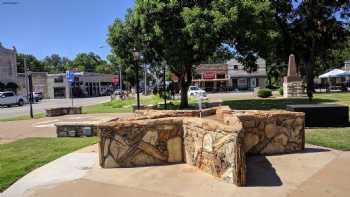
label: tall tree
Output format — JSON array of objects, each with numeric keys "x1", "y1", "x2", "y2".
[
  {"x1": 16, "y1": 53, "x2": 45, "y2": 73},
  {"x1": 108, "y1": 0, "x2": 275, "y2": 108},
  {"x1": 131, "y1": 0, "x2": 229, "y2": 108},
  {"x1": 269, "y1": 0, "x2": 350, "y2": 100},
  {"x1": 42, "y1": 54, "x2": 71, "y2": 73},
  {"x1": 71, "y1": 52, "x2": 104, "y2": 72}
]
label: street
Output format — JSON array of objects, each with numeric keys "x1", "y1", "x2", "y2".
[
  {"x1": 0, "y1": 92, "x2": 254, "y2": 119},
  {"x1": 206, "y1": 91, "x2": 253, "y2": 99},
  {"x1": 0, "y1": 96, "x2": 110, "y2": 119}
]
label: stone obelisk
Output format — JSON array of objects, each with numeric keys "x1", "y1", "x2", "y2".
[{"x1": 283, "y1": 54, "x2": 305, "y2": 97}]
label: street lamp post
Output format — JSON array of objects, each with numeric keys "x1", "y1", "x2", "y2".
[
  {"x1": 133, "y1": 49, "x2": 141, "y2": 110},
  {"x1": 163, "y1": 64, "x2": 167, "y2": 109},
  {"x1": 144, "y1": 64, "x2": 147, "y2": 95},
  {"x1": 119, "y1": 65, "x2": 123, "y2": 90},
  {"x1": 27, "y1": 69, "x2": 34, "y2": 119}
]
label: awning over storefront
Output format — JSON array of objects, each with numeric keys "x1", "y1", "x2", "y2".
[{"x1": 192, "y1": 78, "x2": 230, "y2": 82}]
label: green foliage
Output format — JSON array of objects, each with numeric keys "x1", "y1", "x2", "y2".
[
  {"x1": 42, "y1": 54, "x2": 71, "y2": 74},
  {"x1": 267, "y1": 1, "x2": 350, "y2": 99},
  {"x1": 16, "y1": 53, "x2": 44, "y2": 73},
  {"x1": 278, "y1": 87, "x2": 283, "y2": 96},
  {"x1": 257, "y1": 88, "x2": 272, "y2": 98},
  {"x1": 96, "y1": 63, "x2": 116, "y2": 74},
  {"x1": 266, "y1": 63, "x2": 287, "y2": 87},
  {"x1": 70, "y1": 52, "x2": 105, "y2": 73}
]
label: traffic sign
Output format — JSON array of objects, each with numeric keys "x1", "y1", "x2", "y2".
[
  {"x1": 112, "y1": 75, "x2": 119, "y2": 85},
  {"x1": 66, "y1": 70, "x2": 74, "y2": 83}
]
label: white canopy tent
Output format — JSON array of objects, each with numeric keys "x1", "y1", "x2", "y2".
[
  {"x1": 319, "y1": 69, "x2": 347, "y2": 78},
  {"x1": 337, "y1": 71, "x2": 350, "y2": 77},
  {"x1": 318, "y1": 69, "x2": 350, "y2": 92}
]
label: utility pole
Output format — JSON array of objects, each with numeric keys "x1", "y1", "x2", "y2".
[
  {"x1": 136, "y1": 61, "x2": 140, "y2": 109},
  {"x1": 119, "y1": 65, "x2": 123, "y2": 90},
  {"x1": 24, "y1": 58, "x2": 29, "y2": 99},
  {"x1": 27, "y1": 70, "x2": 34, "y2": 118},
  {"x1": 163, "y1": 64, "x2": 167, "y2": 109},
  {"x1": 144, "y1": 64, "x2": 147, "y2": 95}
]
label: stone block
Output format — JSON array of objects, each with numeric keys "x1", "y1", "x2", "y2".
[{"x1": 97, "y1": 106, "x2": 305, "y2": 187}]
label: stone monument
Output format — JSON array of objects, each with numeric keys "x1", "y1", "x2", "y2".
[{"x1": 283, "y1": 54, "x2": 305, "y2": 97}]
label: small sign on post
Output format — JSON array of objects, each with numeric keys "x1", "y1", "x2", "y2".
[
  {"x1": 197, "y1": 93, "x2": 204, "y2": 118},
  {"x1": 66, "y1": 70, "x2": 74, "y2": 107}
]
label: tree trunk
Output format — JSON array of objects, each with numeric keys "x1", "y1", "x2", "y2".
[
  {"x1": 306, "y1": 38, "x2": 316, "y2": 102},
  {"x1": 305, "y1": 63, "x2": 314, "y2": 101},
  {"x1": 179, "y1": 77, "x2": 189, "y2": 109},
  {"x1": 179, "y1": 66, "x2": 192, "y2": 109}
]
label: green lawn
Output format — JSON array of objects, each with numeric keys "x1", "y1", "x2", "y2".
[
  {"x1": 82, "y1": 95, "x2": 200, "y2": 113},
  {"x1": 0, "y1": 112, "x2": 46, "y2": 122},
  {"x1": 0, "y1": 137, "x2": 97, "y2": 192},
  {"x1": 223, "y1": 92, "x2": 350, "y2": 111},
  {"x1": 306, "y1": 128, "x2": 350, "y2": 151},
  {"x1": 223, "y1": 92, "x2": 350, "y2": 150},
  {"x1": 82, "y1": 95, "x2": 163, "y2": 114}
]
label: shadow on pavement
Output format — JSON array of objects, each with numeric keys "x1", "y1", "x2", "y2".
[{"x1": 246, "y1": 155, "x2": 282, "y2": 187}]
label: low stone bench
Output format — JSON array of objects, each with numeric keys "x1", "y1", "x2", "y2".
[
  {"x1": 98, "y1": 116, "x2": 246, "y2": 186},
  {"x1": 46, "y1": 107, "x2": 82, "y2": 117},
  {"x1": 56, "y1": 122, "x2": 97, "y2": 137},
  {"x1": 287, "y1": 104, "x2": 349, "y2": 127},
  {"x1": 97, "y1": 106, "x2": 305, "y2": 187}
]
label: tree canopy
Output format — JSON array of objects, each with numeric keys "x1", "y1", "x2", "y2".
[
  {"x1": 266, "y1": 0, "x2": 350, "y2": 99},
  {"x1": 16, "y1": 52, "x2": 114, "y2": 74},
  {"x1": 108, "y1": 0, "x2": 276, "y2": 108}
]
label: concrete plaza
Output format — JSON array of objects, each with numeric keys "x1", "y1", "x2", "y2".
[{"x1": 1, "y1": 144, "x2": 349, "y2": 197}]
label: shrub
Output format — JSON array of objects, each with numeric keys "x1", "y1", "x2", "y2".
[
  {"x1": 257, "y1": 88, "x2": 272, "y2": 98},
  {"x1": 278, "y1": 87, "x2": 284, "y2": 96}
]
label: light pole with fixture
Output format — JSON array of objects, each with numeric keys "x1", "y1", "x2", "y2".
[{"x1": 132, "y1": 48, "x2": 142, "y2": 109}]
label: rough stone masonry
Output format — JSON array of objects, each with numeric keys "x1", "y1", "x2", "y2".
[{"x1": 97, "y1": 106, "x2": 304, "y2": 187}]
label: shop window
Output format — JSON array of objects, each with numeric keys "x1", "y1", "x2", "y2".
[
  {"x1": 194, "y1": 74, "x2": 202, "y2": 79},
  {"x1": 217, "y1": 74, "x2": 226, "y2": 79},
  {"x1": 54, "y1": 76, "x2": 63, "y2": 83}
]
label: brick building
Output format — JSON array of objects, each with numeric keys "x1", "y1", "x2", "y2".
[{"x1": 0, "y1": 43, "x2": 17, "y2": 85}]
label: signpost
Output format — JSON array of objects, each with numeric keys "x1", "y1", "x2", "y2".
[
  {"x1": 112, "y1": 75, "x2": 119, "y2": 87},
  {"x1": 197, "y1": 93, "x2": 203, "y2": 118},
  {"x1": 66, "y1": 70, "x2": 74, "y2": 107}
]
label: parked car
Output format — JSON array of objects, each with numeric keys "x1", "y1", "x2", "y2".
[
  {"x1": 0, "y1": 91, "x2": 27, "y2": 107},
  {"x1": 32, "y1": 92, "x2": 43, "y2": 102},
  {"x1": 113, "y1": 89, "x2": 122, "y2": 95},
  {"x1": 187, "y1": 86, "x2": 207, "y2": 97}
]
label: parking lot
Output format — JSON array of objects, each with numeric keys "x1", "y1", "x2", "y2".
[{"x1": 0, "y1": 96, "x2": 110, "y2": 119}]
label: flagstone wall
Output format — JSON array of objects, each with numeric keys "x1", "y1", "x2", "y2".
[
  {"x1": 97, "y1": 106, "x2": 305, "y2": 187},
  {"x1": 98, "y1": 118, "x2": 184, "y2": 168},
  {"x1": 223, "y1": 110, "x2": 305, "y2": 154}
]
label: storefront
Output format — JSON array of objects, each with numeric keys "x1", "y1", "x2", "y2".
[{"x1": 192, "y1": 64, "x2": 231, "y2": 92}]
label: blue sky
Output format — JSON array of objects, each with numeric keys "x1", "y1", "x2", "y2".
[{"x1": 0, "y1": 0, "x2": 134, "y2": 60}]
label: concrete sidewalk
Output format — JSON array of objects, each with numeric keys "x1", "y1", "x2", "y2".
[
  {"x1": 0, "y1": 113, "x2": 133, "y2": 144},
  {"x1": 2, "y1": 144, "x2": 349, "y2": 197}
]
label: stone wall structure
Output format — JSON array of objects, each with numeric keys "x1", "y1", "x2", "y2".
[
  {"x1": 98, "y1": 106, "x2": 305, "y2": 187},
  {"x1": 0, "y1": 43, "x2": 17, "y2": 85},
  {"x1": 228, "y1": 110, "x2": 305, "y2": 154},
  {"x1": 46, "y1": 107, "x2": 82, "y2": 117}
]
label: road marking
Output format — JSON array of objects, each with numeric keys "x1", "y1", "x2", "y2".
[{"x1": 33, "y1": 119, "x2": 59, "y2": 128}]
